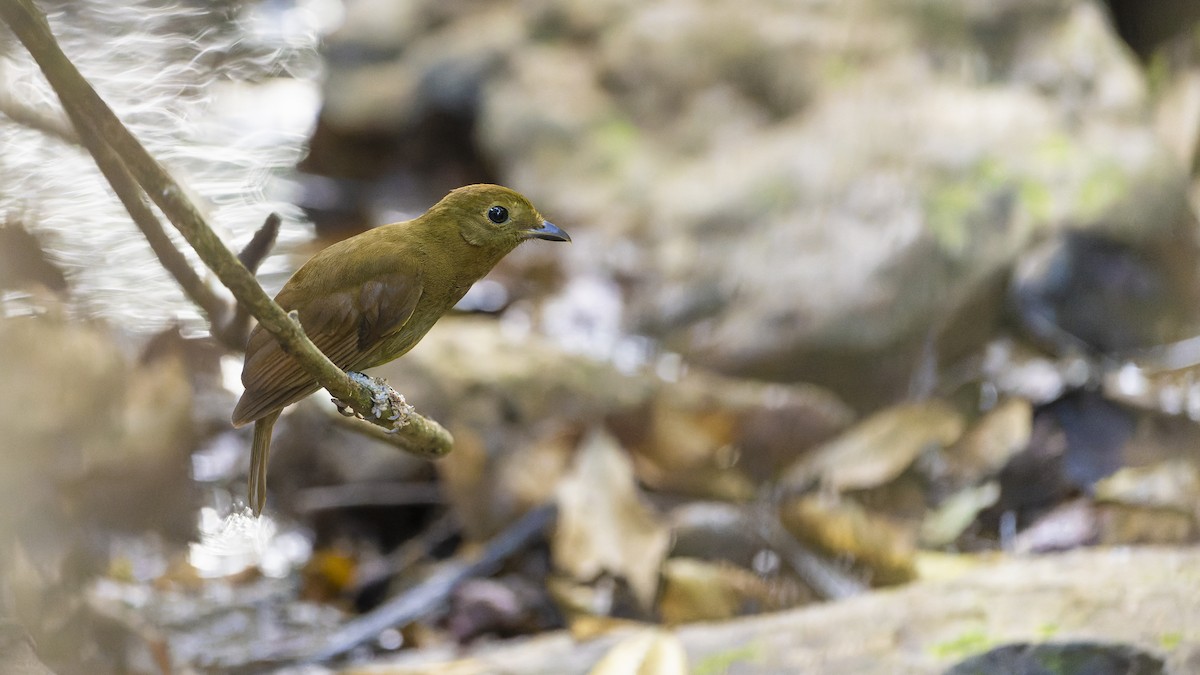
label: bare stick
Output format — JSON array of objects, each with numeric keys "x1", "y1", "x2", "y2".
[
  {"x1": 223, "y1": 213, "x2": 283, "y2": 345},
  {"x1": 0, "y1": 79, "x2": 76, "y2": 143},
  {"x1": 252, "y1": 504, "x2": 557, "y2": 665},
  {"x1": 0, "y1": 0, "x2": 452, "y2": 457},
  {"x1": 237, "y1": 213, "x2": 281, "y2": 274}
]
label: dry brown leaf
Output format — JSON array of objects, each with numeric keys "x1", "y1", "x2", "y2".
[
  {"x1": 629, "y1": 390, "x2": 756, "y2": 501},
  {"x1": 1096, "y1": 503, "x2": 1198, "y2": 546},
  {"x1": 553, "y1": 429, "x2": 670, "y2": 610},
  {"x1": 658, "y1": 557, "x2": 794, "y2": 625},
  {"x1": 780, "y1": 401, "x2": 965, "y2": 492},
  {"x1": 913, "y1": 550, "x2": 996, "y2": 582},
  {"x1": 1094, "y1": 460, "x2": 1200, "y2": 512},
  {"x1": 631, "y1": 459, "x2": 756, "y2": 502},
  {"x1": 658, "y1": 558, "x2": 742, "y2": 624},
  {"x1": 919, "y1": 482, "x2": 1001, "y2": 548},
  {"x1": 498, "y1": 430, "x2": 575, "y2": 512},
  {"x1": 944, "y1": 398, "x2": 1032, "y2": 486},
  {"x1": 587, "y1": 630, "x2": 688, "y2": 675},
  {"x1": 547, "y1": 575, "x2": 644, "y2": 638},
  {"x1": 781, "y1": 494, "x2": 916, "y2": 585}
]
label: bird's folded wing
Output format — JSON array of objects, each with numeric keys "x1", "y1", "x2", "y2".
[{"x1": 231, "y1": 271, "x2": 423, "y2": 426}]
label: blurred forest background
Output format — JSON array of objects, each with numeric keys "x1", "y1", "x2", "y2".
[{"x1": 3, "y1": 0, "x2": 1200, "y2": 672}]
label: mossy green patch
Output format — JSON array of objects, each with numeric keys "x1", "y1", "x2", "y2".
[
  {"x1": 694, "y1": 642, "x2": 764, "y2": 675},
  {"x1": 589, "y1": 116, "x2": 641, "y2": 170},
  {"x1": 1033, "y1": 133, "x2": 1075, "y2": 168},
  {"x1": 909, "y1": 0, "x2": 970, "y2": 49},
  {"x1": 751, "y1": 174, "x2": 802, "y2": 214},
  {"x1": 820, "y1": 54, "x2": 860, "y2": 86},
  {"x1": 1145, "y1": 52, "x2": 1170, "y2": 98},
  {"x1": 1160, "y1": 632, "x2": 1183, "y2": 650},
  {"x1": 926, "y1": 181, "x2": 977, "y2": 255},
  {"x1": 593, "y1": 116, "x2": 639, "y2": 154},
  {"x1": 973, "y1": 157, "x2": 1008, "y2": 189},
  {"x1": 1017, "y1": 179, "x2": 1052, "y2": 223},
  {"x1": 1036, "y1": 622, "x2": 1060, "y2": 639},
  {"x1": 1077, "y1": 163, "x2": 1128, "y2": 221},
  {"x1": 925, "y1": 156, "x2": 1058, "y2": 257},
  {"x1": 930, "y1": 628, "x2": 993, "y2": 660},
  {"x1": 925, "y1": 158, "x2": 1009, "y2": 256}
]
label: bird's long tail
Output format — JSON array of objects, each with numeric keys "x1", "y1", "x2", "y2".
[{"x1": 249, "y1": 410, "x2": 280, "y2": 515}]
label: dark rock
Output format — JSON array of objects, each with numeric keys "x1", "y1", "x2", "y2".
[
  {"x1": 945, "y1": 641, "x2": 1166, "y2": 675},
  {"x1": 1010, "y1": 231, "x2": 1200, "y2": 356}
]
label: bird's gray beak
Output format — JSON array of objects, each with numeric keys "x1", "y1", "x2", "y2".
[{"x1": 526, "y1": 220, "x2": 571, "y2": 242}]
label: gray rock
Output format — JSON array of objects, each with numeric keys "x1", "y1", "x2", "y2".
[{"x1": 325, "y1": 0, "x2": 1199, "y2": 408}]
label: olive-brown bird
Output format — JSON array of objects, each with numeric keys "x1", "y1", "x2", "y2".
[{"x1": 232, "y1": 184, "x2": 570, "y2": 514}]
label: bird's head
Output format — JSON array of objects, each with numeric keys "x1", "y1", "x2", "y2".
[{"x1": 435, "y1": 184, "x2": 570, "y2": 254}]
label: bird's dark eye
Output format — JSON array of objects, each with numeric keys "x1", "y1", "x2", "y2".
[{"x1": 487, "y1": 205, "x2": 509, "y2": 224}]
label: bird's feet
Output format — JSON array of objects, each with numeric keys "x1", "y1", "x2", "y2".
[{"x1": 331, "y1": 372, "x2": 415, "y2": 431}]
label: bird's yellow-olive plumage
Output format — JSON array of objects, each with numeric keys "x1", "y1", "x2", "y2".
[{"x1": 232, "y1": 184, "x2": 569, "y2": 514}]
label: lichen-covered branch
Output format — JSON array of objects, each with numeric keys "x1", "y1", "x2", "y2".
[
  {"x1": 0, "y1": 0, "x2": 453, "y2": 459},
  {"x1": 327, "y1": 395, "x2": 452, "y2": 459}
]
